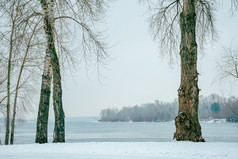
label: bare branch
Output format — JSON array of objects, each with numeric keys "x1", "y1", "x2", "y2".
[
  {"x1": 53, "y1": 0, "x2": 110, "y2": 78},
  {"x1": 196, "y1": 0, "x2": 217, "y2": 52},
  {"x1": 216, "y1": 45, "x2": 238, "y2": 82},
  {"x1": 230, "y1": 0, "x2": 238, "y2": 15},
  {"x1": 145, "y1": 0, "x2": 181, "y2": 63},
  {"x1": 143, "y1": 0, "x2": 217, "y2": 63}
]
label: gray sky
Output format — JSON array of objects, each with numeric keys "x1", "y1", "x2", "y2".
[{"x1": 30, "y1": 0, "x2": 238, "y2": 118}]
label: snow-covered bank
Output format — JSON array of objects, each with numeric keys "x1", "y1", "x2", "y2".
[{"x1": 0, "y1": 142, "x2": 237, "y2": 159}]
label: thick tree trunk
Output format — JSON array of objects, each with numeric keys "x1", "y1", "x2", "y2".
[
  {"x1": 35, "y1": 0, "x2": 53, "y2": 144},
  {"x1": 36, "y1": 0, "x2": 65, "y2": 143},
  {"x1": 174, "y1": 0, "x2": 204, "y2": 142},
  {"x1": 35, "y1": 48, "x2": 52, "y2": 143}
]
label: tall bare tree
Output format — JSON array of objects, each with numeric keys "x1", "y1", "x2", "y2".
[
  {"x1": 144, "y1": 0, "x2": 216, "y2": 141},
  {"x1": 174, "y1": 0, "x2": 205, "y2": 142},
  {"x1": 35, "y1": 0, "x2": 56, "y2": 143},
  {"x1": 0, "y1": 0, "x2": 23, "y2": 145},
  {"x1": 36, "y1": 0, "x2": 109, "y2": 143},
  {"x1": 0, "y1": 0, "x2": 43, "y2": 145},
  {"x1": 10, "y1": 18, "x2": 43, "y2": 145}
]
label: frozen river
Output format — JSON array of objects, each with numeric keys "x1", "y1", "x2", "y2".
[{"x1": 1, "y1": 117, "x2": 238, "y2": 144}]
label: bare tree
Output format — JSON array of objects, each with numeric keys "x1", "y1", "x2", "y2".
[
  {"x1": 0, "y1": 0, "x2": 44, "y2": 145},
  {"x1": 35, "y1": 0, "x2": 109, "y2": 143},
  {"x1": 143, "y1": 0, "x2": 217, "y2": 141},
  {"x1": 1, "y1": 0, "x2": 21, "y2": 145},
  {"x1": 225, "y1": 99, "x2": 238, "y2": 118},
  {"x1": 35, "y1": 0, "x2": 55, "y2": 144},
  {"x1": 217, "y1": 46, "x2": 238, "y2": 82},
  {"x1": 10, "y1": 18, "x2": 43, "y2": 145}
]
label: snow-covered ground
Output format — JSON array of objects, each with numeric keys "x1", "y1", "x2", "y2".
[{"x1": 0, "y1": 142, "x2": 237, "y2": 159}]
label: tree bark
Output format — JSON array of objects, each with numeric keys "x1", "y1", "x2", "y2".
[
  {"x1": 52, "y1": 48, "x2": 65, "y2": 143},
  {"x1": 35, "y1": 0, "x2": 53, "y2": 144},
  {"x1": 36, "y1": 0, "x2": 65, "y2": 143},
  {"x1": 35, "y1": 47, "x2": 52, "y2": 143},
  {"x1": 174, "y1": 0, "x2": 204, "y2": 142},
  {"x1": 5, "y1": 19, "x2": 15, "y2": 145}
]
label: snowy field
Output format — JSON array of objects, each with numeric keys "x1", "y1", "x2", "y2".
[{"x1": 0, "y1": 142, "x2": 238, "y2": 159}]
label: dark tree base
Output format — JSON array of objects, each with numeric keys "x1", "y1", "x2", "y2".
[{"x1": 174, "y1": 112, "x2": 205, "y2": 142}]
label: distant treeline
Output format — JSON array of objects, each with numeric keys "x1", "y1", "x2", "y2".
[{"x1": 99, "y1": 94, "x2": 238, "y2": 122}]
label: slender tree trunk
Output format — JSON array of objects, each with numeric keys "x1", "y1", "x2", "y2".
[
  {"x1": 52, "y1": 48, "x2": 65, "y2": 143},
  {"x1": 10, "y1": 21, "x2": 39, "y2": 145},
  {"x1": 5, "y1": 20, "x2": 15, "y2": 145},
  {"x1": 10, "y1": 75, "x2": 20, "y2": 145},
  {"x1": 36, "y1": 0, "x2": 65, "y2": 143},
  {"x1": 174, "y1": 0, "x2": 204, "y2": 142}
]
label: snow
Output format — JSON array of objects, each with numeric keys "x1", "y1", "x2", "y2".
[{"x1": 0, "y1": 142, "x2": 237, "y2": 159}]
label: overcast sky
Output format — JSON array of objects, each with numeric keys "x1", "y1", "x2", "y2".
[{"x1": 29, "y1": 0, "x2": 238, "y2": 119}]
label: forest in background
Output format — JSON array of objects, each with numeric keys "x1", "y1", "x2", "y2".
[{"x1": 99, "y1": 94, "x2": 238, "y2": 122}]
